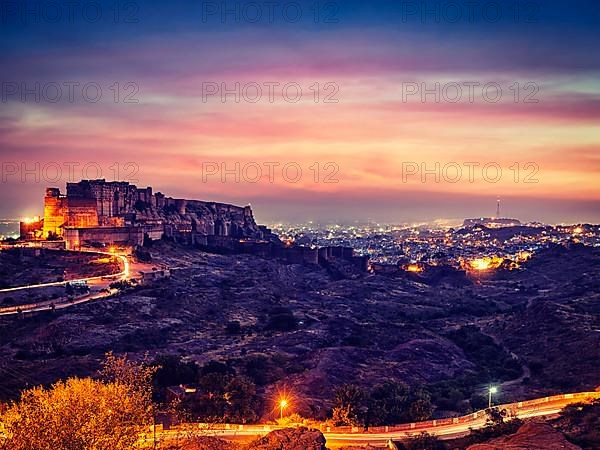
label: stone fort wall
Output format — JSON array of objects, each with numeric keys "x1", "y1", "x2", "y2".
[{"x1": 43, "y1": 179, "x2": 262, "y2": 247}]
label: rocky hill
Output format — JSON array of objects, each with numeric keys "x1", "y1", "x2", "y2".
[
  {"x1": 483, "y1": 245, "x2": 600, "y2": 395},
  {"x1": 0, "y1": 243, "x2": 598, "y2": 419}
]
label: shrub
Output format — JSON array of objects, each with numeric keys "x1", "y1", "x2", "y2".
[
  {"x1": 226, "y1": 320, "x2": 242, "y2": 334},
  {"x1": 403, "y1": 432, "x2": 445, "y2": 450},
  {"x1": 265, "y1": 307, "x2": 298, "y2": 332}
]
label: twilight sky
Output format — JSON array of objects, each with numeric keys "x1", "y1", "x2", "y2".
[{"x1": 1, "y1": 0, "x2": 599, "y2": 224}]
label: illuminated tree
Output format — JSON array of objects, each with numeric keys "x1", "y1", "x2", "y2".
[
  {"x1": 99, "y1": 351, "x2": 156, "y2": 407},
  {"x1": 0, "y1": 377, "x2": 149, "y2": 450},
  {"x1": 0, "y1": 353, "x2": 156, "y2": 450}
]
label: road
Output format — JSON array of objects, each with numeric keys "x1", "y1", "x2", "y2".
[
  {"x1": 0, "y1": 249, "x2": 129, "y2": 292},
  {"x1": 323, "y1": 400, "x2": 569, "y2": 447},
  {"x1": 0, "y1": 249, "x2": 153, "y2": 316},
  {"x1": 151, "y1": 391, "x2": 600, "y2": 448}
]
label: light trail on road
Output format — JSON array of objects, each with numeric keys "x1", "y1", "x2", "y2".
[
  {"x1": 0, "y1": 250, "x2": 128, "y2": 293},
  {"x1": 147, "y1": 392, "x2": 600, "y2": 448},
  {"x1": 0, "y1": 249, "x2": 140, "y2": 316}
]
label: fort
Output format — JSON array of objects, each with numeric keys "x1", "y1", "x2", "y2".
[
  {"x1": 19, "y1": 179, "x2": 368, "y2": 270},
  {"x1": 38, "y1": 179, "x2": 267, "y2": 249}
]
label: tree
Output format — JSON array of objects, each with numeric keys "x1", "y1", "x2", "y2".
[
  {"x1": 0, "y1": 377, "x2": 150, "y2": 450},
  {"x1": 331, "y1": 384, "x2": 367, "y2": 426},
  {"x1": 152, "y1": 355, "x2": 199, "y2": 390},
  {"x1": 408, "y1": 395, "x2": 434, "y2": 421},
  {"x1": 184, "y1": 371, "x2": 260, "y2": 424},
  {"x1": 265, "y1": 308, "x2": 298, "y2": 332},
  {"x1": 367, "y1": 381, "x2": 409, "y2": 426},
  {"x1": 365, "y1": 382, "x2": 432, "y2": 426},
  {"x1": 223, "y1": 376, "x2": 260, "y2": 424},
  {"x1": 99, "y1": 351, "x2": 156, "y2": 407}
]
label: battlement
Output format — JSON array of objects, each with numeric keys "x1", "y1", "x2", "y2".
[{"x1": 42, "y1": 180, "x2": 264, "y2": 249}]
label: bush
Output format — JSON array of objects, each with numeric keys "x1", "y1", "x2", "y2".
[
  {"x1": 403, "y1": 432, "x2": 445, "y2": 450},
  {"x1": 183, "y1": 373, "x2": 260, "y2": 424},
  {"x1": 226, "y1": 320, "x2": 242, "y2": 334},
  {"x1": 428, "y1": 325, "x2": 523, "y2": 411},
  {"x1": 109, "y1": 280, "x2": 133, "y2": 290},
  {"x1": 445, "y1": 326, "x2": 522, "y2": 383},
  {"x1": 555, "y1": 400, "x2": 600, "y2": 449},
  {"x1": 331, "y1": 382, "x2": 433, "y2": 427},
  {"x1": 153, "y1": 355, "x2": 199, "y2": 389},
  {"x1": 367, "y1": 381, "x2": 433, "y2": 426},
  {"x1": 466, "y1": 408, "x2": 523, "y2": 445},
  {"x1": 264, "y1": 307, "x2": 298, "y2": 332},
  {"x1": 244, "y1": 355, "x2": 284, "y2": 386},
  {"x1": 332, "y1": 384, "x2": 368, "y2": 426},
  {"x1": 201, "y1": 360, "x2": 235, "y2": 377},
  {"x1": 470, "y1": 393, "x2": 488, "y2": 410}
]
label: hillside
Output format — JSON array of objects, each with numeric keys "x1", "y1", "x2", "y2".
[{"x1": 0, "y1": 243, "x2": 598, "y2": 419}]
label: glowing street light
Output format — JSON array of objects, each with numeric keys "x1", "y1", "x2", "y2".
[
  {"x1": 488, "y1": 386, "x2": 498, "y2": 408},
  {"x1": 279, "y1": 399, "x2": 288, "y2": 420}
]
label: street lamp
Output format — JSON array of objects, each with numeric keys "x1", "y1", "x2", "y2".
[
  {"x1": 279, "y1": 399, "x2": 288, "y2": 420},
  {"x1": 488, "y1": 386, "x2": 498, "y2": 408}
]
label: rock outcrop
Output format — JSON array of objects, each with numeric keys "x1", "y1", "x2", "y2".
[
  {"x1": 171, "y1": 428, "x2": 326, "y2": 450},
  {"x1": 180, "y1": 436, "x2": 238, "y2": 450},
  {"x1": 247, "y1": 427, "x2": 327, "y2": 450},
  {"x1": 467, "y1": 422, "x2": 581, "y2": 450}
]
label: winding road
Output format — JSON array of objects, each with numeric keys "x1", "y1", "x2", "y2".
[
  {"x1": 0, "y1": 249, "x2": 152, "y2": 316},
  {"x1": 149, "y1": 391, "x2": 600, "y2": 448}
]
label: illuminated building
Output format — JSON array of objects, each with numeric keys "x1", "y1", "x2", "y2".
[{"x1": 40, "y1": 179, "x2": 268, "y2": 250}]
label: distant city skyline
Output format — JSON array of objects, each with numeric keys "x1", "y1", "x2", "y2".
[{"x1": 3, "y1": 179, "x2": 599, "y2": 226}]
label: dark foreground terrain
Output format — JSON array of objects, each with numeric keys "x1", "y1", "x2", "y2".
[{"x1": 0, "y1": 242, "x2": 598, "y2": 419}]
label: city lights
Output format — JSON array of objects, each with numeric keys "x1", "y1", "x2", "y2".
[
  {"x1": 468, "y1": 256, "x2": 504, "y2": 272},
  {"x1": 21, "y1": 216, "x2": 40, "y2": 224},
  {"x1": 405, "y1": 263, "x2": 424, "y2": 273}
]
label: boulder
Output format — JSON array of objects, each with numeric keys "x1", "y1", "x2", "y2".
[
  {"x1": 467, "y1": 422, "x2": 581, "y2": 450},
  {"x1": 180, "y1": 436, "x2": 240, "y2": 450},
  {"x1": 247, "y1": 427, "x2": 327, "y2": 450}
]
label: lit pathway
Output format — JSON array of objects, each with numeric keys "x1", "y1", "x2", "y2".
[
  {"x1": 0, "y1": 250, "x2": 129, "y2": 293},
  {"x1": 147, "y1": 392, "x2": 600, "y2": 448},
  {"x1": 0, "y1": 249, "x2": 152, "y2": 316}
]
